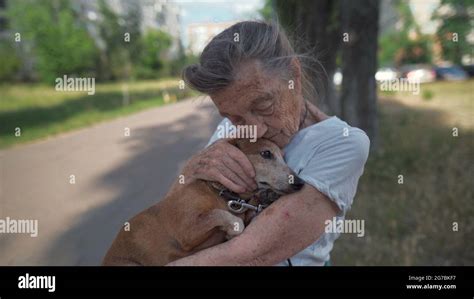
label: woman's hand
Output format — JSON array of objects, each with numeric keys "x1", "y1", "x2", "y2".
[{"x1": 182, "y1": 139, "x2": 257, "y2": 193}]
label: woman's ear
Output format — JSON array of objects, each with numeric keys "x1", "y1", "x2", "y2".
[{"x1": 290, "y1": 57, "x2": 302, "y2": 95}]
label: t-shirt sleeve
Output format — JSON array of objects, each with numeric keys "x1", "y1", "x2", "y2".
[
  {"x1": 205, "y1": 118, "x2": 233, "y2": 148},
  {"x1": 298, "y1": 129, "x2": 370, "y2": 216}
]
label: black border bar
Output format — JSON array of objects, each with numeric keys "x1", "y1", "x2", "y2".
[{"x1": 0, "y1": 266, "x2": 472, "y2": 298}]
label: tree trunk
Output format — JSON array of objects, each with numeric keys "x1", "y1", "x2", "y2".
[
  {"x1": 306, "y1": 0, "x2": 342, "y2": 116},
  {"x1": 340, "y1": 0, "x2": 379, "y2": 149},
  {"x1": 275, "y1": 0, "x2": 341, "y2": 114}
]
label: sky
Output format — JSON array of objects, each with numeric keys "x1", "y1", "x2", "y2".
[{"x1": 170, "y1": 0, "x2": 266, "y2": 47}]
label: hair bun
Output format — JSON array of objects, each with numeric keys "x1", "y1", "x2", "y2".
[
  {"x1": 184, "y1": 64, "x2": 199, "y2": 79},
  {"x1": 182, "y1": 64, "x2": 200, "y2": 89}
]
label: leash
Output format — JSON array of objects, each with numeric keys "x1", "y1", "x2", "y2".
[
  {"x1": 209, "y1": 182, "x2": 293, "y2": 267},
  {"x1": 209, "y1": 182, "x2": 268, "y2": 214}
]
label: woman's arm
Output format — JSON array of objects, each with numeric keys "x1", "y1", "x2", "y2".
[{"x1": 167, "y1": 184, "x2": 339, "y2": 266}]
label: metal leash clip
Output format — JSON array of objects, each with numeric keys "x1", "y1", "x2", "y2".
[
  {"x1": 227, "y1": 200, "x2": 247, "y2": 213},
  {"x1": 228, "y1": 200, "x2": 268, "y2": 214},
  {"x1": 227, "y1": 200, "x2": 245, "y2": 213}
]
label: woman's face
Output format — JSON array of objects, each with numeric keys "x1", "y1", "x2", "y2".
[{"x1": 210, "y1": 60, "x2": 303, "y2": 148}]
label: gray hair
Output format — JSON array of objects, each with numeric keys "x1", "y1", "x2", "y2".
[{"x1": 183, "y1": 20, "x2": 324, "y2": 103}]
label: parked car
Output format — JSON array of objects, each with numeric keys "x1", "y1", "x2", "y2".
[
  {"x1": 375, "y1": 67, "x2": 400, "y2": 82},
  {"x1": 399, "y1": 64, "x2": 436, "y2": 83},
  {"x1": 461, "y1": 64, "x2": 474, "y2": 77},
  {"x1": 435, "y1": 65, "x2": 468, "y2": 81}
]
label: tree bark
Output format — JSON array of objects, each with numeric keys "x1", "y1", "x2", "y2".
[
  {"x1": 340, "y1": 0, "x2": 379, "y2": 148},
  {"x1": 275, "y1": 0, "x2": 341, "y2": 114},
  {"x1": 275, "y1": 0, "x2": 379, "y2": 147}
]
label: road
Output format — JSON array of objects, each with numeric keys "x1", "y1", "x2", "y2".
[{"x1": 0, "y1": 97, "x2": 222, "y2": 265}]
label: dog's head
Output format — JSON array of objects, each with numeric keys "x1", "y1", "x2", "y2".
[{"x1": 229, "y1": 138, "x2": 304, "y2": 203}]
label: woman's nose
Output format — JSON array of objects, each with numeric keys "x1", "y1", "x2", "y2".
[{"x1": 243, "y1": 115, "x2": 267, "y2": 138}]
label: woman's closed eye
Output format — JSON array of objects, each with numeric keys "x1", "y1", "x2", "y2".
[{"x1": 254, "y1": 102, "x2": 274, "y2": 116}]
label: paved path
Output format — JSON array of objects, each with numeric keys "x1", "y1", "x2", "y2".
[{"x1": 0, "y1": 97, "x2": 222, "y2": 265}]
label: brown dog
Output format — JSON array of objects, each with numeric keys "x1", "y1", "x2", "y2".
[{"x1": 102, "y1": 138, "x2": 304, "y2": 266}]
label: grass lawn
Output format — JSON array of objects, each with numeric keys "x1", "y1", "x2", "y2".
[
  {"x1": 0, "y1": 78, "x2": 196, "y2": 149},
  {"x1": 332, "y1": 79, "x2": 474, "y2": 265}
]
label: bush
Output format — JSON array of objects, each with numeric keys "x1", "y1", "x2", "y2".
[
  {"x1": 422, "y1": 89, "x2": 434, "y2": 101},
  {"x1": 0, "y1": 41, "x2": 21, "y2": 81},
  {"x1": 7, "y1": 0, "x2": 99, "y2": 83},
  {"x1": 135, "y1": 30, "x2": 172, "y2": 79}
]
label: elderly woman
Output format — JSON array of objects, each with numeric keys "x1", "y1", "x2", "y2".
[{"x1": 168, "y1": 21, "x2": 369, "y2": 266}]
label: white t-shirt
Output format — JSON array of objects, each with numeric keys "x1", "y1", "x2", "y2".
[{"x1": 206, "y1": 116, "x2": 370, "y2": 266}]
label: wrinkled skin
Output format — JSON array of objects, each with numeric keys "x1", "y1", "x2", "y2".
[{"x1": 182, "y1": 59, "x2": 328, "y2": 193}]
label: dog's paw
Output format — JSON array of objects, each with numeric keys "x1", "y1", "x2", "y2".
[{"x1": 225, "y1": 218, "x2": 244, "y2": 240}]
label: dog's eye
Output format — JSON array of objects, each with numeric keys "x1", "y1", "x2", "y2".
[{"x1": 260, "y1": 150, "x2": 273, "y2": 159}]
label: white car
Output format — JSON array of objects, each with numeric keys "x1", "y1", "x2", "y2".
[
  {"x1": 400, "y1": 64, "x2": 436, "y2": 83},
  {"x1": 375, "y1": 67, "x2": 399, "y2": 82}
]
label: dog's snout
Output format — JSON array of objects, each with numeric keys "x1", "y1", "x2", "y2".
[{"x1": 291, "y1": 176, "x2": 305, "y2": 191}]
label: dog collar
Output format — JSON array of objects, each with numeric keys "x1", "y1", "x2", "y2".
[{"x1": 207, "y1": 182, "x2": 267, "y2": 214}]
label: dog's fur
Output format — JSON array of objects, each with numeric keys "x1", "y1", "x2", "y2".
[{"x1": 102, "y1": 138, "x2": 303, "y2": 266}]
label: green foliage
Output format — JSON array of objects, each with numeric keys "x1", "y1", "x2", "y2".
[
  {"x1": 381, "y1": 32, "x2": 432, "y2": 66},
  {"x1": 379, "y1": 31, "x2": 405, "y2": 66},
  {"x1": 259, "y1": 0, "x2": 274, "y2": 20},
  {"x1": 4, "y1": 0, "x2": 191, "y2": 82},
  {"x1": 0, "y1": 79, "x2": 197, "y2": 148},
  {"x1": 121, "y1": 1, "x2": 143, "y2": 65},
  {"x1": 432, "y1": 0, "x2": 474, "y2": 64},
  {"x1": 137, "y1": 30, "x2": 172, "y2": 77},
  {"x1": 378, "y1": 1, "x2": 432, "y2": 66},
  {"x1": 96, "y1": 1, "x2": 173, "y2": 80},
  {"x1": 0, "y1": 40, "x2": 21, "y2": 81},
  {"x1": 96, "y1": 0, "x2": 132, "y2": 80},
  {"x1": 422, "y1": 89, "x2": 434, "y2": 101},
  {"x1": 7, "y1": 0, "x2": 98, "y2": 83}
]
